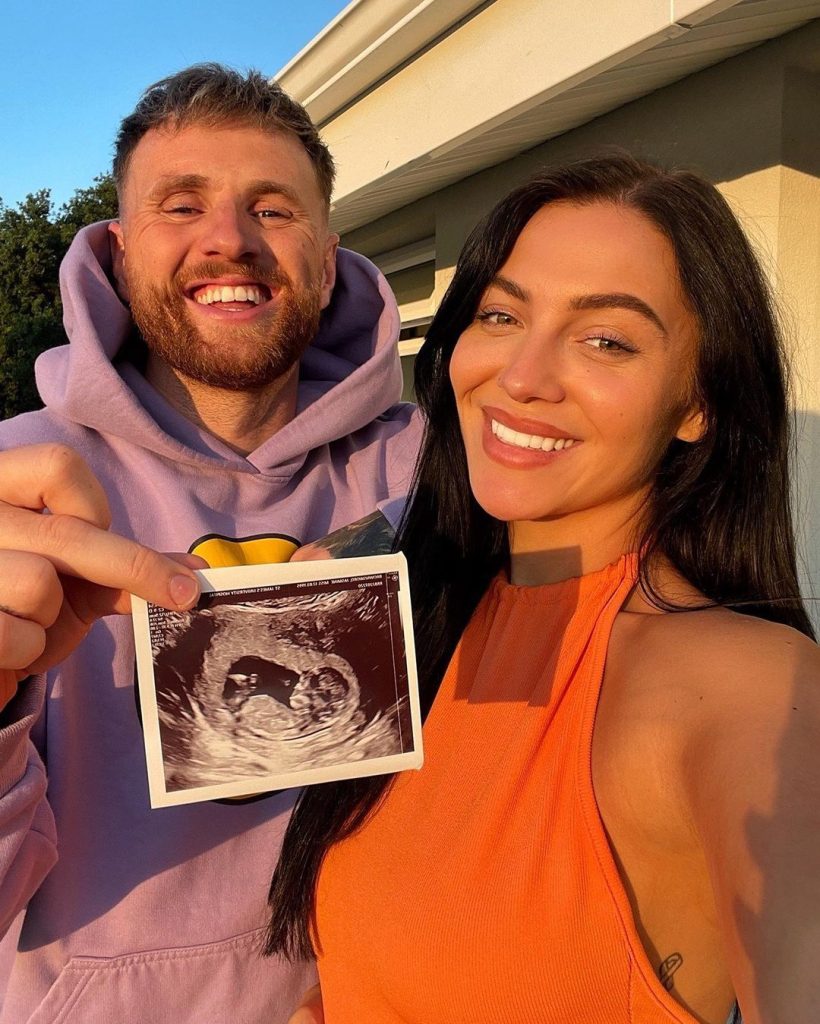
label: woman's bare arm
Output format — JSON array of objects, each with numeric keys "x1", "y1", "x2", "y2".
[{"x1": 681, "y1": 617, "x2": 820, "y2": 1024}]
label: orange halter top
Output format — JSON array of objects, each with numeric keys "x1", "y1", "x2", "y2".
[{"x1": 315, "y1": 554, "x2": 700, "y2": 1023}]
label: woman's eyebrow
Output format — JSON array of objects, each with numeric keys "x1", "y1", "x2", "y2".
[
  {"x1": 488, "y1": 278, "x2": 668, "y2": 336},
  {"x1": 489, "y1": 275, "x2": 530, "y2": 303},
  {"x1": 571, "y1": 293, "x2": 668, "y2": 336}
]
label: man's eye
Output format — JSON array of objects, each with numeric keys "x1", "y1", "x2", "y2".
[
  {"x1": 255, "y1": 208, "x2": 291, "y2": 220},
  {"x1": 164, "y1": 205, "x2": 199, "y2": 215}
]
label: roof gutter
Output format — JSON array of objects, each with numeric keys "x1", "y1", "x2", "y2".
[{"x1": 275, "y1": 0, "x2": 489, "y2": 124}]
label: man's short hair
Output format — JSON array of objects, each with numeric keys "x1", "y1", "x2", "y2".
[{"x1": 113, "y1": 63, "x2": 335, "y2": 206}]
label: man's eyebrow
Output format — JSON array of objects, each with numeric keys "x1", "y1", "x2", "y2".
[
  {"x1": 246, "y1": 179, "x2": 303, "y2": 205},
  {"x1": 488, "y1": 274, "x2": 530, "y2": 303},
  {"x1": 145, "y1": 176, "x2": 303, "y2": 206},
  {"x1": 571, "y1": 293, "x2": 668, "y2": 336},
  {"x1": 147, "y1": 173, "x2": 209, "y2": 197}
]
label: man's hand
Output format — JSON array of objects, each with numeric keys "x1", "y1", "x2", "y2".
[
  {"x1": 287, "y1": 984, "x2": 324, "y2": 1024},
  {"x1": 0, "y1": 444, "x2": 203, "y2": 711}
]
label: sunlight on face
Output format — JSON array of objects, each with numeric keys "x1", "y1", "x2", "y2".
[
  {"x1": 109, "y1": 123, "x2": 338, "y2": 389},
  {"x1": 449, "y1": 201, "x2": 704, "y2": 546}
]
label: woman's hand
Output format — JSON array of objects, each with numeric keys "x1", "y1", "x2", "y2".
[{"x1": 288, "y1": 983, "x2": 324, "y2": 1024}]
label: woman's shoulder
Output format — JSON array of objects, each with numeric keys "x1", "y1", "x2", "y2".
[
  {"x1": 615, "y1": 556, "x2": 816, "y2": 697},
  {"x1": 605, "y1": 601, "x2": 820, "y2": 812},
  {"x1": 599, "y1": 601, "x2": 820, "y2": 860},
  {"x1": 609, "y1": 602, "x2": 818, "y2": 733},
  {"x1": 618, "y1": 602, "x2": 817, "y2": 699}
]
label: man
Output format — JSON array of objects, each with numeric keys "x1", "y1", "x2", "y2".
[{"x1": 0, "y1": 64, "x2": 420, "y2": 1023}]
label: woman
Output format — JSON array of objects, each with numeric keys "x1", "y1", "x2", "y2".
[{"x1": 270, "y1": 154, "x2": 819, "y2": 1024}]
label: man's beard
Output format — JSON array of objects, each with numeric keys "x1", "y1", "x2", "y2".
[{"x1": 128, "y1": 262, "x2": 323, "y2": 391}]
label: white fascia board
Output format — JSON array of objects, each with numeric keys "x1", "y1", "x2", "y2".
[
  {"x1": 321, "y1": 0, "x2": 704, "y2": 206},
  {"x1": 398, "y1": 337, "x2": 427, "y2": 357},
  {"x1": 275, "y1": 0, "x2": 485, "y2": 125},
  {"x1": 372, "y1": 237, "x2": 436, "y2": 276}
]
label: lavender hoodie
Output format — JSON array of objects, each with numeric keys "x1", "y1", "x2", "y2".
[{"x1": 0, "y1": 222, "x2": 422, "y2": 1023}]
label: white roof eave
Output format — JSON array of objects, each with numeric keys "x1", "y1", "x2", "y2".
[
  {"x1": 275, "y1": 0, "x2": 487, "y2": 125},
  {"x1": 276, "y1": 0, "x2": 820, "y2": 234}
]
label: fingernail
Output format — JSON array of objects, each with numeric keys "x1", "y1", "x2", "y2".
[{"x1": 169, "y1": 574, "x2": 199, "y2": 608}]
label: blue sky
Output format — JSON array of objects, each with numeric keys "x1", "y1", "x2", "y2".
[{"x1": 0, "y1": 0, "x2": 350, "y2": 211}]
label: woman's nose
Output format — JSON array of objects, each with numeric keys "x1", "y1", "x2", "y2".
[{"x1": 496, "y1": 335, "x2": 566, "y2": 404}]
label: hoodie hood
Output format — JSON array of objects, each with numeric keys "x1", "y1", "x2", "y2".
[{"x1": 36, "y1": 221, "x2": 404, "y2": 475}]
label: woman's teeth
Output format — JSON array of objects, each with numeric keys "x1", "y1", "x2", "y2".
[
  {"x1": 195, "y1": 285, "x2": 263, "y2": 305},
  {"x1": 491, "y1": 419, "x2": 575, "y2": 453}
]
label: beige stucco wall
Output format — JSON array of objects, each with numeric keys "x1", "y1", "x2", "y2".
[{"x1": 341, "y1": 20, "x2": 820, "y2": 611}]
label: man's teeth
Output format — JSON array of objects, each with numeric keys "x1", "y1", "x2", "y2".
[
  {"x1": 195, "y1": 285, "x2": 263, "y2": 305},
  {"x1": 491, "y1": 419, "x2": 575, "y2": 452}
]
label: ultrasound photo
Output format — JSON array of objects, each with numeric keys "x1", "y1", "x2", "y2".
[{"x1": 132, "y1": 555, "x2": 421, "y2": 807}]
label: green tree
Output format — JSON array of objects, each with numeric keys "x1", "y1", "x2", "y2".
[
  {"x1": 0, "y1": 175, "x2": 118, "y2": 419},
  {"x1": 58, "y1": 175, "x2": 119, "y2": 247}
]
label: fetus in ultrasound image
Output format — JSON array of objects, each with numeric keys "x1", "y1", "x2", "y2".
[{"x1": 147, "y1": 575, "x2": 412, "y2": 793}]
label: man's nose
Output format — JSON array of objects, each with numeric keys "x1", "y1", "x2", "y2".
[
  {"x1": 497, "y1": 334, "x2": 566, "y2": 404},
  {"x1": 197, "y1": 203, "x2": 263, "y2": 262}
]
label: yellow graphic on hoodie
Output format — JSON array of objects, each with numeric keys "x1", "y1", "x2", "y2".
[{"x1": 189, "y1": 533, "x2": 299, "y2": 568}]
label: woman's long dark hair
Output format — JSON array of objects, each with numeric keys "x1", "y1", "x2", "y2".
[{"x1": 266, "y1": 153, "x2": 815, "y2": 960}]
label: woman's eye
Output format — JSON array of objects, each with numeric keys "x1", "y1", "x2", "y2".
[
  {"x1": 475, "y1": 309, "x2": 519, "y2": 327},
  {"x1": 583, "y1": 334, "x2": 632, "y2": 353}
]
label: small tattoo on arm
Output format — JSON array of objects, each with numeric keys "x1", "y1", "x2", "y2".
[
  {"x1": 659, "y1": 952, "x2": 683, "y2": 991},
  {"x1": 318, "y1": 511, "x2": 396, "y2": 558}
]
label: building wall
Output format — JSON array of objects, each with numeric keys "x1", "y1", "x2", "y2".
[{"x1": 342, "y1": 19, "x2": 820, "y2": 612}]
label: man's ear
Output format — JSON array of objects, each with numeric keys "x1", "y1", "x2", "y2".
[
  {"x1": 319, "y1": 233, "x2": 340, "y2": 310},
  {"x1": 676, "y1": 406, "x2": 706, "y2": 444},
  {"x1": 108, "y1": 221, "x2": 129, "y2": 303}
]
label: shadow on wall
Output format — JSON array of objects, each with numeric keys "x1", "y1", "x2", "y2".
[
  {"x1": 794, "y1": 409, "x2": 820, "y2": 632},
  {"x1": 400, "y1": 354, "x2": 415, "y2": 403},
  {"x1": 737, "y1": 610, "x2": 819, "y2": 1019}
]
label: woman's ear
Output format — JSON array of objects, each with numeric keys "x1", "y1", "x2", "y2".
[{"x1": 676, "y1": 407, "x2": 706, "y2": 443}]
